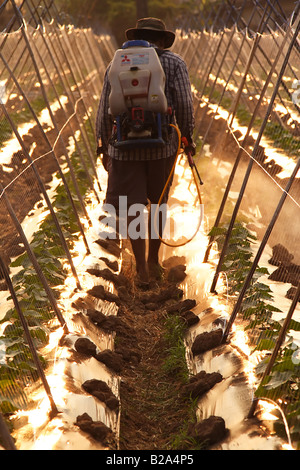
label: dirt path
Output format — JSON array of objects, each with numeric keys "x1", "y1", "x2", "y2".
[
  {"x1": 117, "y1": 307, "x2": 185, "y2": 450},
  {"x1": 112, "y1": 242, "x2": 196, "y2": 450}
]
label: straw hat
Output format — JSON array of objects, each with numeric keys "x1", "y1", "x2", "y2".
[{"x1": 125, "y1": 17, "x2": 176, "y2": 49}]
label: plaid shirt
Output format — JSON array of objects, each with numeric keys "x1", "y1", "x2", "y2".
[{"x1": 96, "y1": 49, "x2": 195, "y2": 161}]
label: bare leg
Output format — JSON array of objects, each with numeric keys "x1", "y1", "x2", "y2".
[
  {"x1": 147, "y1": 204, "x2": 166, "y2": 279},
  {"x1": 127, "y1": 214, "x2": 149, "y2": 284},
  {"x1": 130, "y1": 237, "x2": 149, "y2": 282}
]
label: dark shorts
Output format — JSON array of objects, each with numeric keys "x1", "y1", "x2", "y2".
[{"x1": 105, "y1": 156, "x2": 177, "y2": 209}]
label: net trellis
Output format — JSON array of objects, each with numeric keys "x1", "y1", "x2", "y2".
[
  {"x1": 176, "y1": 0, "x2": 300, "y2": 446},
  {"x1": 0, "y1": 0, "x2": 116, "y2": 449}
]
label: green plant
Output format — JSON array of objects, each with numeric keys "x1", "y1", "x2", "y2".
[
  {"x1": 264, "y1": 121, "x2": 300, "y2": 158},
  {"x1": 162, "y1": 313, "x2": 189, "y2": 383},
  {"x1": 0, "y1": 130, "x2": 93, "y2": 414},
  {"x1": 161, "y1": 313, "x2": 208, "y2": 450},
  {"x1": 210, "y1": 220, "x2": 300, "y2": 445},
  {"x1": 168, "y1": 399, "x2": 206, "y2": 450}
]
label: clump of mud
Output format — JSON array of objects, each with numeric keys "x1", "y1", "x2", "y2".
[
  {"x1": 268, "y1": 243, "x2": 300, "y2": 302},
  {"x1": 75, "y1": 413, "x2": 116, "y2": 447}
]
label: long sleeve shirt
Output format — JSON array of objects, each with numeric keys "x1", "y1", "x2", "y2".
[{"x1": 96, "y1": 49, "x2": 195, "y2": 161}]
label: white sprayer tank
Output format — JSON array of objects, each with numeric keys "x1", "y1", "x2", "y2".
[{"x1": 108, "y1": 41, "x2": 168, "y2": 116}]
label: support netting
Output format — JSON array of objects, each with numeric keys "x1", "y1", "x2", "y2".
[
  {"x1": 176, "y1": 0, "x2": 300, "y2": 446},
  {"x1": 0, "y1": 0, "x2": 117, "y2": 449}
]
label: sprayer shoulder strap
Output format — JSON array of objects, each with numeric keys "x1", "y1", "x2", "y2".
[{"x1": 155, "y1": 48, "x2": 166, "y2": 57}]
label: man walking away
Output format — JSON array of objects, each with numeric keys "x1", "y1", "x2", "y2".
[{"x1": 96, "y1": 17, "x2": 195, "y2": 287}]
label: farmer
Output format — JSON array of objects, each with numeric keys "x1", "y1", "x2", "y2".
[{"x1": 96, "y1": 17, "x2": 195, "y2": 287}]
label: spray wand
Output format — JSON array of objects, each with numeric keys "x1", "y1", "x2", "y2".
[{"x1": 181, "y1": 137, "x2": 204, "y2": 186}]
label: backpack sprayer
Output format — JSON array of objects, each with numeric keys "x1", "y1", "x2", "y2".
[
  {"x1": 108, "y1": 40, "x2": 203, "y2": 247},
  {"x1": 108, "y1": 39, "x2": 171, "y2": 149}
]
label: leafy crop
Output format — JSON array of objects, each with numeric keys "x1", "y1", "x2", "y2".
[
  {"x1": 0, "y1": 136, "x2": 92, "y2": 414},
  {"x1": 210, "y1": 221, "x2": 300, "y2": 445}
]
